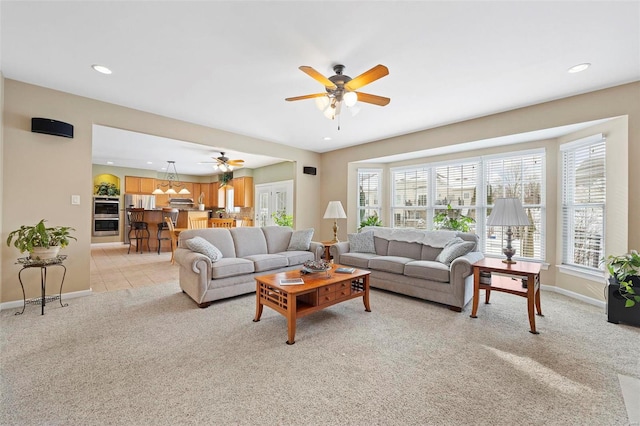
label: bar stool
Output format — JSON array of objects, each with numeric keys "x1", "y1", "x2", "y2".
[
  {"x1": 157, "y1": 208, "x2": 179, "y2": 255},
  {"x1": 127, "y1": 208, "x2": 150, "y2": 254}
]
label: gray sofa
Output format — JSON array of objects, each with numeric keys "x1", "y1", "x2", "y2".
[
  {"x1": 175, "y1": 226, "x2": 322, "y2": 307},
  {"x1": 330, "y1": 227, "x2": 484, "y2": 311}
]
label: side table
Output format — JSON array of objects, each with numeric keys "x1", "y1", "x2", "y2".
[
  {"x1": 321, "y1": 241, "x2": 338, "y2": 262},
  {"x1": 15, "y1": 255, "x2": 68, "y2": 315},
  {"x1": 470, "y1": 257, "x2": 543, "y2": 334}
]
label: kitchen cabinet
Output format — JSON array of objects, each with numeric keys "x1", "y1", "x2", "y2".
[
  {"x1": 125, "y1": 176, "x2": 156, "y2": 194},
  {"x1": 192, "y1": 183, "x2": 212, "y2": 206},
  {"x1": 232, "y1": 177, "x2": 253, "y2": 207}
]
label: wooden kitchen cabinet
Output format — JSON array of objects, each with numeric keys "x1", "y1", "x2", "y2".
[
  {"x1": 125, "y1": 176, "x2": 156, "y2": 194},
  {"x1": 233, "y1": 177, "x2": 253, "y2": 207}
]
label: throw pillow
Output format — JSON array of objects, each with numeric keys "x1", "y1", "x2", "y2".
[
  {"x1": 435, "y1": 239, "x2": 475, "y2": 266},
  {"x1": 287, "y1": 228, "x2": 314, "y2": 251},
  {"x1": 348, "y1": 230, "x2": 376, "y2": 254},
  {"x1": 185, "y1": 236, "x2": 223, "y2": 262}
]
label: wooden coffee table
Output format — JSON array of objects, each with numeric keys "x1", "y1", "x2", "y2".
[{"x1": 253, "y1": 265, "x2": 371, "y2": 344}]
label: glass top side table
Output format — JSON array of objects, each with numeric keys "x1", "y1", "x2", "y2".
[{"x1": 15, "y1": 255, "x2": 68, "y2": 315}]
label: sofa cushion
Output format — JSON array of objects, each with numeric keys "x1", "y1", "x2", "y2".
[
  {"x1": 387, "y1": 240, "x2": 423, "y2": 259},
  {"x1": 277, "y1": 250, "x2": 315, "y2": 266},
  {"x1": 261, "y1": 226, "x2": 293, "y2": 254},
  {"x1": 436, "y1": 238, "x2": 476, "y2": 266},
  {"x1": 184, "y1": 236, "x2": 223, "y2": 262},
  {"x1": 369, "y1": 256, "x2": 414, "y2": 274},
  {"x1": 421, "y1": 244, "x2": 442, "y2": 261},
  {"x1": 374, "y1": 236, "x2": 389, "y2": 255},
  {"x1": 243, "y1": 254, "x2": 288, "y2": 272},
  {"x1": 404, "y1": 260, "x2": 451, "y2": 283},
  {"x1": 230, "y1": 227, "x2": 268, "y2": 257},
  {"x1": 339, "y1": 252, "x2": 378, "y2": 269},
  {"x1": 287, "y1": 228, "x2": 314, "y2": 251},
  {"x1": 348, "y1": 230, "x2": 375, "y2": 253},
  {"x1": 210, "y1": 258, "x2": 255, "y2": 279},
  {"x1": 180, "y1": 228, "x2": 237, "y2": 258}
]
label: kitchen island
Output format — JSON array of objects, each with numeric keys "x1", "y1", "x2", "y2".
[{"x1": 127, "y1": 209, "x2": 211, "y2": 253}]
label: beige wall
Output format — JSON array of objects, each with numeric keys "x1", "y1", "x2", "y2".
[
  {"x1": 0, "y1": 73, "x2": 4, "y2": 303},
  {"x1": 2, "y1": 78, "x2": 638, "y2": 304},
  {"x1": 252, "y1": 161, "x2": 294, "y2": 185},
  {"x1": 1, "y1": 79, "x2": 321, "y2": 302},
  {"x1": 322, "y1": 82, "x2": 639, "y2": 302}
]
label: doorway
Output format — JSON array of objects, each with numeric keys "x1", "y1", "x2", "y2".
[{"x1": 254, "y1": 180, "x2": 294, "y2": 227}]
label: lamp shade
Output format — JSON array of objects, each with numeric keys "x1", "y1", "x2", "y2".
[
  {"x1": 486, "y1": 198, "x2": 531, "y2": 226},
  {"x1": 323, "y1": 201, "x2": 347, "y2": 219}
]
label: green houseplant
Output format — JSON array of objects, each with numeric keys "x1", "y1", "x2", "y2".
[
  {"x1": 433, "y1": 204, "x2": 474, "y2": 232},
  {"x1": 94, "y1": 182, "x2": 120, "y2": 196},
  {"x1": 272, "y1": 210, "x2": 293, "y2": 227},
  {"x1": 6, "y1": 219, "x2": 77, "y2": 260},
  {"x1": 359, "y1": 213, "x2": 382, "y2": 230},
  {"x1": 603, "y1": 250, "x2": 640, "y2": 326}
]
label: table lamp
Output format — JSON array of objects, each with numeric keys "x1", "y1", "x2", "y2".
[
  {"x1": 323, "y1": 201, "x2": 347, "y2": 243},
  {"x1": 486, "y1": 198, "x2": 531, "y2": 264}
]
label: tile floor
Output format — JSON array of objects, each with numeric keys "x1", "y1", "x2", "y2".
[{"x1": 90, "y1": 243, "x2": 178, "y2": 292}]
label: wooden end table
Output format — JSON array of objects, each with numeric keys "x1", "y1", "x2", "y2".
[
  {"x1": 253, "y1": 265, "x2": 371, "y2": 344},
  {"x1": 470, "y1": 258, "x2": 543, "y2": 334},
  {"x1": 321, "y1": 241, "x2": 338, "y2": 262}
]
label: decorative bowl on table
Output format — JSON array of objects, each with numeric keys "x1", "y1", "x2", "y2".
[{"x1": 302, "y1": 260, "x2": 331, "y2": 272}]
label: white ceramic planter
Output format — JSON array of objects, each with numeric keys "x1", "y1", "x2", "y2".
[{"x1": 30, "y1": 246, "x2": 61, "y2": 260}]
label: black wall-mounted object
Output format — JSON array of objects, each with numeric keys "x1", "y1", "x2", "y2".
[
  {"x1": 303, "y1": 166, "x2": 317, "y2": 175},
  {"x1": 31, "y1": 118, "x2": 74, "y2": 138}
]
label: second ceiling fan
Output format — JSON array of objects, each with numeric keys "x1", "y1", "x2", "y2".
[
  {"x1": 200, "y1": 152, "x2": 245, "y2": 172},
  {"x1": 286, "y1": 64, "x2": 390, "y2": 120}
]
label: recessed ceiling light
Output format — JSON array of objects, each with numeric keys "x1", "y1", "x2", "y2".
[
  {"x1": 92, "y1": 64, "x2": 112, "y2": 75},
  {"x1": 323, "y1": 136, "x2": 332, "y2": 141},
  {"x1": 146, "y1": 161, "x2": 153, "y2": 165},
  {"x1": 568, "y1": 63, "x2": 591, "y2": 73},
  {"x1": 106, "y1": 161, "x2": 114, "y2": 165}
]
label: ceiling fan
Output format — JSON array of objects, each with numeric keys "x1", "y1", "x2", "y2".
[
  {"x1": 286, "y1": 64, "x2": 390, "y2": 121},
  {"x1": 199, "y1": 152, "x2": 245, "y2": 172}
]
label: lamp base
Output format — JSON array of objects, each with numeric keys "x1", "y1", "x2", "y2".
[
  {"x1": 502, "y1": 259, "x2": 517, "y2": 264},
  {"x1": 331, "y1": 220, "x2": 339, "y2": 243}
]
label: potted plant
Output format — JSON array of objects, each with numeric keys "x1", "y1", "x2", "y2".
[
  {"x1": 434, "y1": 204, "x2": 474, "y2": 232},
  {"x1": 197, "y1": 192, "x2": 205, "y2": 211},
  {"x1": 603, "y1": 250, "x2": 640, "y2": 326},
  {"x1": 6, "y1": 219, "x2": 77, "y2": 260},
  {"x1": 94, "y1": 182, "x2": 120, "y2": 196},
  {"x1": 359, "y1": 213, "x2": 382, "y2": 230},
  {"x1": 272, "y1": 210, "x2": 293, "y2": 227}
]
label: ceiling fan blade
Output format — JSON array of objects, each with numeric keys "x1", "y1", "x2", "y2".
[
  {"x1": 227, "y1": 160, "x2": 245, "y2": 166},
  {"x1": 299, "y1": 66, "x2": 337, "y2": 90},
  {"x1": 355, "y1": 92, "x2": 390, "y2": 106},
  {"x1": 285, "y1": 93, "x2": 327, "y2": 102},
  {"x1": 344, "y1": 64, "x2": 389, "y2": 91}
]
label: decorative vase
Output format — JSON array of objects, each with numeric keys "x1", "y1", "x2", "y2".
[
  {"x1": 30, "y1": 246, "x2": 61, "y2": 260},
  {"x1": 198, "y1": 204, "x2": 205, "y2": 211}
]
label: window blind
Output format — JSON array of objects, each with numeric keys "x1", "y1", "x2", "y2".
[{"x1": 560, "y1": 136, "x2": 606, "y2": 270}]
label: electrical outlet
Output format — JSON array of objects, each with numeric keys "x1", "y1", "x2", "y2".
[{"x1": 71, "y1": 195, "x2": 81, "y2": 205}]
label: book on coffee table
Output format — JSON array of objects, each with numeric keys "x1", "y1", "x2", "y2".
[
  {"x1": 335, "y1": 267, "x2": 355, "y2": 274},
  {"x1": 279, "y1": 278, "x2": 304, "y2": 285}
]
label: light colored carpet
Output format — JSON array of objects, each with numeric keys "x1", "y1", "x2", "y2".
[{"x1": 1, "y1": 283, "x2": 638, "y2": 425}]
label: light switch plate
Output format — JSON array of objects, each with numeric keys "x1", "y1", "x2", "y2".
[{"x1": 71, "y1": 195, "x2": 81, "y2": 205}]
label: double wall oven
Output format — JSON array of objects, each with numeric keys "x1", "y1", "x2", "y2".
[{"x1": 93, "y1": 196, "x2": 120, "y2": 236}]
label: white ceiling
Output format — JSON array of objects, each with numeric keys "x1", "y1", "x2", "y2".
[{"x1": 2, "y1": 1, "x2": 639, "y2": 171}]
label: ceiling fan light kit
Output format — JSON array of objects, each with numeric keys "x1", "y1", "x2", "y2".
[
  {"x1": 199, "y1": 152, "x2": 245, "y2": 173},
  {"x1": 286, "y1": 63, "x2": 390, "y2": 125}
]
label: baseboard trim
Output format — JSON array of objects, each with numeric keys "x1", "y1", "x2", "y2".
[
  {"x1": 0, "y1": 289, "x2": 93, "y2": 312},
  {"x1": 541, "y1": 284, "x2": 606, "y2": 310}
]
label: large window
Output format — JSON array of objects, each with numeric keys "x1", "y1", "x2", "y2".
[
  {"x1": 560, "y1": 135, "x2": 606, "y2": 270},
  {"x1": 357, "y1": 169, "x2": 382, "y2": 226},
  {"x1": 484, "y1": 153, "x2": 544, "y2": 260},
  {"x1": 390, "y1": 149, "x2": 545, "y2": 262}
]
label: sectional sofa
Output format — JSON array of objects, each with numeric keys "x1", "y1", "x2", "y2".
[
  {"x1": 174, "y1": 226, "x2": 322, "y2": 307},
  {"x1": 330, "y1": 227, "x2": 484, "y2": 311}
]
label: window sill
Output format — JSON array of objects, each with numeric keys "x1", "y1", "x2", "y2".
[{"x1": 557, "y1": 265, "x2": 605, "y2": 283}]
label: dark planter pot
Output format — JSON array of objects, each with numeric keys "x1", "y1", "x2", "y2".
[{"x1": 607, "y1": 276, "x2": 640, "y2": 327}]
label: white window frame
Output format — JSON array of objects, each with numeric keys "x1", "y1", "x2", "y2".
[
  {"x1": 357, "y1": 168, "x2": 383, "y2": 226},
  {"x1": 559, "y1": 134, "x2": 606, "y2": 271}
]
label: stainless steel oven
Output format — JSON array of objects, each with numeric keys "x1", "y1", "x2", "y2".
[{"x1": 93, "y1": 197, "x2": 120, "y2": 236}]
